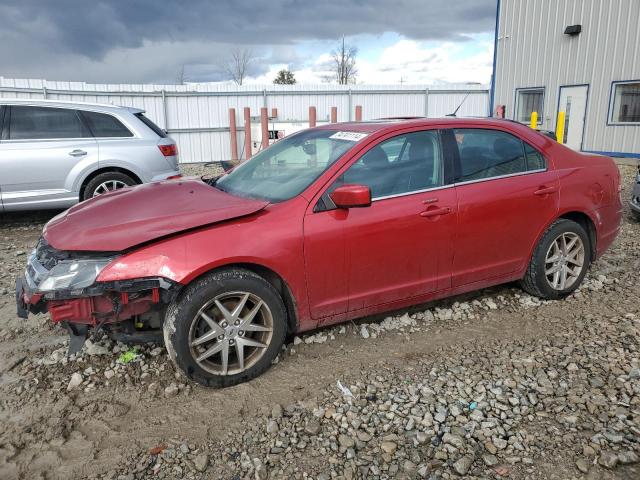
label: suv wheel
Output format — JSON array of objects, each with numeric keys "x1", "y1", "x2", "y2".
[
  {"x1": 83, "y1": 171, "x2": 137, "y2": 200},
  {"x1": 163, "y1": 269, "x2": 287, "y2": 388},
  {"x1": 521, "y1": 219, "x2": 591, "y2": 300}
]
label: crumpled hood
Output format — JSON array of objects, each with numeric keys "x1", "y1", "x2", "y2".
[{"x1": 44, "y1": 179, "x2": 268, "y2": 251}]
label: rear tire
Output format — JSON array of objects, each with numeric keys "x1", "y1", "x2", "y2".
[
  {"x1": 163, "y1": 268, "x2": 287, "y2": 388},
  {"x1": 83, "y1": 171, "x2": 137, "y2": 200},
  {"x1": 521, "y1": 219, "x2": 591, "y2": 300}
]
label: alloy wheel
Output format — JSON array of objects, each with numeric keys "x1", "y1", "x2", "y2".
[
  {"x1": 188, "y1": 291, "x2": 273, "y2": 376},
  {"x1": 544, "y1": 232, "x2": 585, "y2": 290},
  {"x1": 93, "y1": 180, "x2": 128, "y2": 196}
]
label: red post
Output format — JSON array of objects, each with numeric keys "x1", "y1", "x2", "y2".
[
  {"x1": 355, "y1": 105, "x2": 362, "y2": 121},
  {"x1": 260, "y1": 107, "x2": 269, "y2": 150},
  {"x1": 243, "y1": 107, "x2": 252, "y2": 160},
  {"x1": 330, "y1": 106, "x2": 338, "y2": 123},
  {"x1": 271, "y1": 107, "x2": 278, "y2": 119},
  {"x1": 309, "y1": 106, "x2": 317, "y2": 127},
  {"x1": 229, "y1": 108, "x2": 238, "y2": 161}
]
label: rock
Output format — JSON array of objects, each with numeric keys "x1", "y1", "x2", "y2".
[
  {"x1": 104, "y1": 369, "x2": 115, "y2": 380},
  {"x1": 483, "y1": 454, "x2": 499, "y2": 466},
  {"x1": 443, "y1": 433, "x2": 465, "y2": 449},
  {"x1": 254, "y1": 461, "x2": 267, "y2": 480},
  {"x1": 338, "y1": 434, "x2": 355, "y2": 448},
  {"x1": 164, "y1": 383, "x2": 179, "y2": 398},
  {"x1": 193, "y1": 453, "x2": 209, "y2": 472},
  {"x1": 67, "y1": 372, "x2": 83, "y2": 391},
  {"x1": 575, "y1": 458, "x2": 590, "y2": 473},
  {"x1": 271, "y1": 404, "x2": 283, "y2": 419},
  {"x1": 598, "y1": 451, "x2": 618, "y2": 469},
  {"x1": 304, "y1": 419, "x2": 321, "y2": 435},
  {"x1": 453, "y1": 455, "x2": 474, "y2": 476},
  {"x1": 492, "y1": 438, "x2": 508, "y2": 450},
  {"x1": 628, "y1": 367, "x2": 640, "y2": 379},
  {"x1": 484, "y1": 441, "x2": 498, "y2": 455},
  {"x1": 293, "y1": 336, "x2": 302, "y2": 345},
  {"x1": 380, "y1": 441, "x2": 397, "y2": 455},
  {"x1": 84, "y1": 340, "x2": 109, "y2": 356},
  {"x1": 360, "y1": 325, "x2": 370, "y2": 339},
  {"x1": 356, "y1": 430, "x2": 372, "y2": 442},
  {"x1": 266, "y1": 419, "x2": 278, "y2": 434},
  {"x1": 618, "y1": 451, "x2": 639, "y2": 465}
]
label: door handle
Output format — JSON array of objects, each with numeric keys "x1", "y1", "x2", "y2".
[
  {"x1": 420, "y1": 206, "x2": 452, "y2": 218},
  {"x1": 533, "y1": 185, "x2": 558, "y2": 196},
  {"x1": 68, "y1": 149, "x2": 87, "y2": 157}
]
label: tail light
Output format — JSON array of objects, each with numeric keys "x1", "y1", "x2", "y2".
[{"x1": 158, "y1": 144, "x2": 178, "y2": 157}]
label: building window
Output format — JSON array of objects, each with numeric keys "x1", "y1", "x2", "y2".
[
  {"x1": 515, "y1": 88, "x2": 544, "y2": 124},
  {"x1": 610, "y1": 81, "x2": 640, "y2": 124}
]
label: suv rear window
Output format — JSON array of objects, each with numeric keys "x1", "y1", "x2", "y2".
[
  {"x1": 81, "y1": 111, "x2": 133, "y2": 138},
  {"x1": 134, "y1": 113, "x2": 167, "y2": 137}
]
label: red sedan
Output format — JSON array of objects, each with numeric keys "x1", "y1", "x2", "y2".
[{"x1": 17, "y1": 118, "x2": 622, "y2": 387}]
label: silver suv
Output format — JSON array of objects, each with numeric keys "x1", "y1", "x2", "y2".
[{"x1": 0, "y1": 99, "x2": 180, "y2": 211}]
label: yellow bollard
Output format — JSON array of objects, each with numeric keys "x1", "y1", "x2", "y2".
[
  {"x1": 529, "y1": 111, "x2": 538, "y2": 129},
  {"x1": 556, "y1": 111, "x2": 566, "y2": 144}
]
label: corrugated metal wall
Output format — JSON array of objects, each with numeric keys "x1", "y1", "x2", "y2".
[
  {"x1": 0, "y1": 78, "x2": 488, "y2": 163},
  {"x1": 494, "y1": 0, "x2": 640, "y2": 155}
]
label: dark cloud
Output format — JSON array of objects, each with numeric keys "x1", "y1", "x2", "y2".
[{"x1": 0, "y1": 0, "x2": 496, "y2": 83}]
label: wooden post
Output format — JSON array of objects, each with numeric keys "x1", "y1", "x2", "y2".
[
  {"x1": 243, "y1": 107, "x2": 252, "y2": 160},
  {"x1": 229, "y1": 108, "x2": 238, "y2": 161},
  {"x1": 355, "y1": 105, "x2": 362, "y2": 121},
  {"x1": 330, "y1": 106, "x2": 338, "y2": 123},
  {"x1": 309, "y1": 106, "x2": 316, "y2": 127},
  {"x1": 260, "y1": 107, "x2": 269, "y2": 150}
]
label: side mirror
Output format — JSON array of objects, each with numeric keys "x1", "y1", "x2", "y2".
[{"x1": 330, "y1": 184, "x2": 371, "y2": 209}]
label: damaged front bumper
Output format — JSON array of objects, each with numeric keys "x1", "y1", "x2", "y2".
[{"x1": 16, "y1": 240, "x2": 180, "y2": 352}]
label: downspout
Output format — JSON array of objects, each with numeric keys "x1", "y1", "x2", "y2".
[{"x1": 489, "y1": 0, "x2": 501, "y2": 117}]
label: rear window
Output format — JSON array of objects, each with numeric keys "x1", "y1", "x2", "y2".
[
  {"x1": 134, "y1": 113, "x2": 167, "y2": 137},
  {"x1": 81, "y1": 111, "x2": 133, "y2": 137}
]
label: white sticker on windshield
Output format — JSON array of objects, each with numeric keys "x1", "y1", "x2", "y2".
[{"x1": 329, "y1": 131, "x2": 369, "y2": 142}]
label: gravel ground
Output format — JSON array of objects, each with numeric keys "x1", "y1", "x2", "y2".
[{"x1": 0, "y1": 164, "x2": 638, "y2": 480}]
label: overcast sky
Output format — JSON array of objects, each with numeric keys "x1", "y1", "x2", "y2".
[{"x1": 0, "y1": 0, "x2": 497, "y2": 86}]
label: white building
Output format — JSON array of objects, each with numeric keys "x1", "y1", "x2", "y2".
[{"x1": 491, "y1": 0, "x2": 640, "y2": 158}]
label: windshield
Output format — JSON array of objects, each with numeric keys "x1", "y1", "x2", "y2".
[{"x1": 215, "y1": 129, "x2": 366, "y2": 202}]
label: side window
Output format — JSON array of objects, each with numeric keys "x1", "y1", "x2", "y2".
[
  {"x1": 524, "y1": 142, "x2": 546, "y2": 170},
  {"x1": 82, "y1": 111, "x2": 133, "y2": 138},
  {"x1": 8, "y1": 106, "x2": 88, "y2": 140},
  {"x1": 453, "y1": 129, "x2": 527, "y2": 181},
  {"x1": 333, "y1": 130, "x2": 443, "y2": 199}
]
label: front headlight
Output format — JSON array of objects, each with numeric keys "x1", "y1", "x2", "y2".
[{"x1": 37, "y1": 259, "x2": 113, "y2": 292}]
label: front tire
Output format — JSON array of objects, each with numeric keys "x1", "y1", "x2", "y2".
[
  {"x1": 163, "y1": 268, "x2": 287, "y2": 388},
  {"x1": 521, "y1": 219, "x2": 591, "y2": 300}
]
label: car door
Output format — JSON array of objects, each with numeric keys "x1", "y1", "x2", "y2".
[
  {"x1": 303, "y1": 129, "x2": 457, "y2": 322},
  {"x1": 0, "y1": 105, "x2": 98, "y2": 210},
  {"x1": 449, "y1": 127, "x2": 559, "y2": 287}
]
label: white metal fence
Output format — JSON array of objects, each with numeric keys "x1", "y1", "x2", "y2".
[{"x1": 0, "y1": 77, "x2": 490, "y2": 163}]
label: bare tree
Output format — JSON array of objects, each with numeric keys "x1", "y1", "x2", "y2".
[
  {"x1": 176, "y1": 64, "x2": 188, "y2": 85},
  {"x1": 331, "y1": 37, "x2": 358, "y2": 85},
  {"x1": 224, "y1": 48, "x2": 254, "y2": 86}
]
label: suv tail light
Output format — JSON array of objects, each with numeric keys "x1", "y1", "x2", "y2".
[{"x1": 158, "y1": 144, "x2": 178, "y2": 157}]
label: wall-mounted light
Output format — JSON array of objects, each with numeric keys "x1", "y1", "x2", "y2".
[{"x1": 564, "y1": 25, "x2": 582, "y2": 36}]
